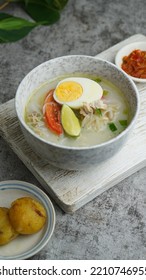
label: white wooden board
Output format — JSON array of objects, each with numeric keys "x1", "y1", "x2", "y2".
[{"x1": 0, "y1": 34, "x2": 146, "y2": 213}]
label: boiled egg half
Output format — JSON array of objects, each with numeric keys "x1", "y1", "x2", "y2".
[{"x1": 53, "y1": 77, "x2": 103, "y2": 109}]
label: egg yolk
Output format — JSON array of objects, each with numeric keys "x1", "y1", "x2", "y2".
[{"x1": 55, "y1": 81, "x2": 83, "y2": 102}]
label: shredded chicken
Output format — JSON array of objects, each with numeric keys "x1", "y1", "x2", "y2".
[
  {"x1": 80, "y1": 100, "x2": 119, "y2": 131},
  {"x1": 92, "y1": 100, "x2": 108, "y2": 110},
  {"x1": 80, "y1": 105, "x2": 93, "y2": 116},
  {"x1": 80, "y1": 100, "x2": 108, "y2": 116}
]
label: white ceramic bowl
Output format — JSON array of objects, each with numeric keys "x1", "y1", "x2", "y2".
[
  {"x1": 0, "y1": 180, "x2": 55, "y2": 260},
  {"x1": 115, "y1": 41, "x2": 146, "y2": 83},
  {"x1": 15, "y1": 55, "x2": 139, "y2": 170}
]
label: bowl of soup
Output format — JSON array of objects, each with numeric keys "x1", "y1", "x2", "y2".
[{"x1": 15, "y1": 55, "x2": 139, "y2": 170}]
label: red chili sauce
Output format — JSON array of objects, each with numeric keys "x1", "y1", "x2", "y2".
[{"x1": 121, "y1": 49, "x2": 146, "y2": 79}]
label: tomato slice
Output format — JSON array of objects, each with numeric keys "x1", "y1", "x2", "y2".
[
  {"x1": 44, "y1": 89, "x2": 55, "y2": 103},
  {"x1": 43, "y1": 90, "x2": 63, "y2": 135}
]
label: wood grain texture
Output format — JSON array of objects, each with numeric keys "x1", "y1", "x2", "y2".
[{"x1": 0, "y1": 34, "x2": 146, "y2": 213}]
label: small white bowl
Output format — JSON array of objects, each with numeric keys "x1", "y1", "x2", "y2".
[
  {"x1": 115, "y1": 41, "x2": 146, "y2": 83},
  {"x1": 0, "y1": 180, "x2": 55, "y2": 260}
]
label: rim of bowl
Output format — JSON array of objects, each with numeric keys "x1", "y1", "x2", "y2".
[
  {"x1": 15, "y1": 55, "x2": 140, "y2": 151},
  {"x1": 115, "y1": 41, "x2": 146, "y2": 83}
]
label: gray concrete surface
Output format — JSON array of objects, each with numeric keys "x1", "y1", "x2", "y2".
[{"x1": 0, "y1": 0, "x2": 146, "y2": 259}]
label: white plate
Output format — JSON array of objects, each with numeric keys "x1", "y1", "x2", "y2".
[
  {"x1": 115, "y1": 41, "x2": 146, "y2": 83},
  {"x1": 0, "y1": 180, "x2": 55, "y2": 260}
]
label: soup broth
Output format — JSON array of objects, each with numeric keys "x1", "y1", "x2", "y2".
[{"x1": 25, "y1": 74, "x2": 130, "y2": 147}]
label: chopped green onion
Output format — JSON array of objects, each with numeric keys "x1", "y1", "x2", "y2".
[
  {"x1": 108, "y1": 122, "x2": 117, "y2": 132},
  {"x1": 119, "y1": 120, "x2": 128, "y2": 127},
  {"x1": 103, "y1": 90, "x2": 108, "y2": 96},
  {"x1": 95, "y1": 108, "x2": 102, "y2": 116},
  {"x1": 94, "y1": 78, "x2": 102, "y2": 83}
]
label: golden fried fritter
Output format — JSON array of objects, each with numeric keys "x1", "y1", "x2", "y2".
[
  {"x1": 8, "y1": 197, "x2": 47, "y2": 234},
  {"x1": 0, "y1": 207, "x2": 18, "y2": 245}
]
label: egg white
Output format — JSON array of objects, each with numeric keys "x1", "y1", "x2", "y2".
[{"x1": 53, "y1": 77, "x2": 103, "y2": 109}]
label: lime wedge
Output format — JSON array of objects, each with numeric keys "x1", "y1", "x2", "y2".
[{"x1": 61, "y1": 104, "x2": 81, "y2": 136}]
